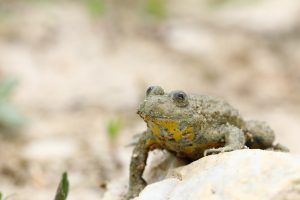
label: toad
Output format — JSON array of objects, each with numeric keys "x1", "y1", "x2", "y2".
[{"x1": 126, "y1": 86, "x2": 288, "y2": 199}]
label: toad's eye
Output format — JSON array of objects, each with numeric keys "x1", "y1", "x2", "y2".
[
  {"x1": 146, "y1": 86, "x2": 164, "y2": 96},
  {"x1": 146, "y1": 86, "x2": 155, "y2": 96},
  {"x1": 172, "y1": 91, "x2": 189, "y2": 107}
]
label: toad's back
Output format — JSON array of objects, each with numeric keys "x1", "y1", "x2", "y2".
[{"x1": 188, "y1": 94, "x2": 245, "y2": 128}]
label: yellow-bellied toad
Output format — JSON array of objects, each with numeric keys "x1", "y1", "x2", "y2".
[{"x1": 126, "y1": 86, "x2": 288, "y2": 199}]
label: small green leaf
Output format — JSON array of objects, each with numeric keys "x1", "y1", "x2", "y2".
[
  {"x1": 0, "y1": 102, "x2": 26, "y2": 127},
  {"x1": 144, "y1": 0, "x2": 166, "y2": 19},
  {"x1": 84, "y1": 0, "x2": 106, "y2": 17},
  {"x1": 0, "y1": 192, "x2": 2, "y2": 200},
  {"x1": 54, "y1": 172, "x2": 69, "y2": 200},
  {"x1": 0, "y1": 76, "x2": 18, "y2": 100},
  {"x1": 107, "y1": 118, "x2": 122, "y2": 140}
]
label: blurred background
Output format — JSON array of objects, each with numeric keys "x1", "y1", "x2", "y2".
[{"x1": 0, "y1": 0, "x2": 300, "y2": 199}]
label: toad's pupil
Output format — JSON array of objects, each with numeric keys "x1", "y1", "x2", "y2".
[
  {"x1": 177, "y1": 94, "x2": 184, "y2": 99},
  {"x1": 175, "y1": 92, "x2": 186, "y2": 101}
]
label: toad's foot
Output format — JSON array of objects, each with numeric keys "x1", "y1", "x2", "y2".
[
  {"x1": 204, "y1": 146, "x2": 241, "y2": 156},
  {"x1": 204, "y1": 124, "x2": 246, "y2": 156},
  {"x1": 267, "y1": 143, "x2": 290, "y2": 152}
]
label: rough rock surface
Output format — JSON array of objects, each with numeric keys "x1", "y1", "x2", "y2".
[{"x1": 135, "y1": 149, "x2": 300, "y2": 200}]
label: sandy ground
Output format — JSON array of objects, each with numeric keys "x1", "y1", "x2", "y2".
[{"x1": 0, "y1": 1, "x2": 300, "y2": 199}]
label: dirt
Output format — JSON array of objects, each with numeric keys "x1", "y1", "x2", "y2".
[{"x1": 0, "y1": 1, "x2": 300, "y2": 199}]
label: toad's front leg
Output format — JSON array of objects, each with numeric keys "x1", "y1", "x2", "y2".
[
  {"x1": 204, "y1": 124, "x2": 246, "y2": 156},
  {"x1": 126, "y1": 131, "x2": 154, "y2": 200}
]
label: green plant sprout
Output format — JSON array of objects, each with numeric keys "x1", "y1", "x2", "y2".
[
  {"x1": 84, "y1": 0, "x2": 106, "y2": 17},
  {"x1": 0, "y1": 76, "x2": 26, "y2": 129},
  {"x1": 54, "y1": 172, "x2": 69, "y2": 200},
  {"x1": 107, "y1": 118, "x2": 122, "y2": 140},
  {"x1": 144, "y1": 0, "x2": 166, "y2": 19}
]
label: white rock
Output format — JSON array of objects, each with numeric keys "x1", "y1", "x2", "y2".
[
  {"x1": 143, "y1": 150, "x2": 187, "y2": 184},
  {"x1": 134, "y1": 178, "x2": 179, "y2": 200},
  {"x1": 136, "y1": 149, "x2": 300, "y2": 200}
]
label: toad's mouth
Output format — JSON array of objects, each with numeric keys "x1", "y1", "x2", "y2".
[
  {"x1": 137, "y1": 110, "x2": 178, "y2": 122},
  {"x1": 137, "y1": 110, "x2": 191, "y2": 127}
]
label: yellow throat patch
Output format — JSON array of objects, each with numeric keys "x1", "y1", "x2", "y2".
[{"x1": 148, "y1": 119, "x2": 194, "y2": 142}]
